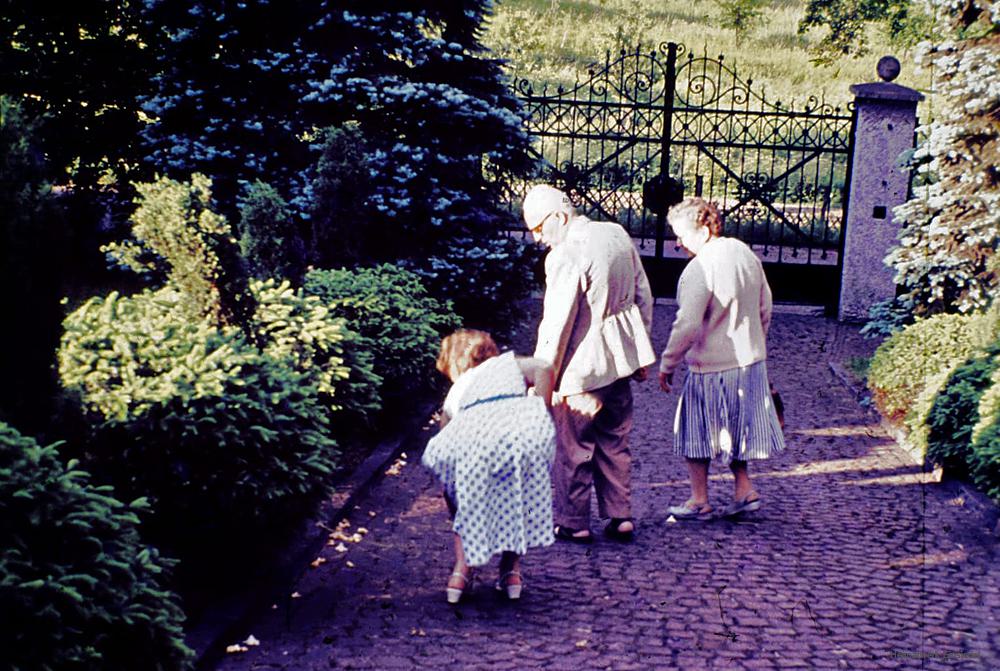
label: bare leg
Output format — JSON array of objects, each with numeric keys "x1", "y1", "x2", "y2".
[
  {"x1": 499, "y1": 551, "x2": 522, "y2": 585},
  {"x1": 448, "y1": 533, "x2": 471, "y2": 589},
  {"x1": 730, "y1": 460, "x2": 758, "y2": 502},
  {"x1": 685, "y1": 457, "x2": 711, "y2": 505}
]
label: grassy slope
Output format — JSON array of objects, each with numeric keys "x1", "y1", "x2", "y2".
[{"x1": 483, "y1": 0, "x2": 930, "y2": 109}]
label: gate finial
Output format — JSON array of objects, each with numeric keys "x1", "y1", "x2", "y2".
[{"x1": 877, "y1": 56, "x2": 901, "y2": 82}]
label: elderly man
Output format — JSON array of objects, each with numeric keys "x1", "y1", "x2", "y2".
[{"x1": 522, "y1": 184, "x2": 656, "y2": 542}]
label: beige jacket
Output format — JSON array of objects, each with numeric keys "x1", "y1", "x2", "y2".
[
  {"x1": 659, "y1": 236, "x2": 772, "y2": 376},
  {"x1": 534, "y1": 216, "x2": 656, "y2": 395}
]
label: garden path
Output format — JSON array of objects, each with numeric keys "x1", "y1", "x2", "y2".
[{"x1": 213, "y1": 301, "x2": 999, "y2": 670}]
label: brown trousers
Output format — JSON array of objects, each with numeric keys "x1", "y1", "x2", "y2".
[{"x1": 552, "y1": 377, "x2": 634, "y2": 530}]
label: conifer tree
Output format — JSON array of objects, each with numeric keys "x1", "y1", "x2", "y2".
[
  {"x1": 301, "y1": 0, "x2": 534, "y2": 261},
  {"x1": 140, "y1": 0, "x2": 321, "y2": 216},
  {"x1": 885, "y1": 0, "x2": 999, "y2": 319}
]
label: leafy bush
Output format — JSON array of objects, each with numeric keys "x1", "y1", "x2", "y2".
[
  {"x1": 406, "y1": 234, "x2": 543, "y2": 335},
  {"x1": 0, "y1": 422, "x2": 193, "y2": 671},
  {"x1": 868, "y1": 311, "x2": 995, "y2": 427},
  {"x1": 238, "y1": 181, "x2": 307, "y2": 283},
  {"x1": 926, "y1": 345, "x2": 1000, "y2": 478},
  {"x1": 253, "y1": 278, "x2": 382, "y2": 434},
  {"x1": 970, "y1": 412, "x2": 1000, "y2": 501},
  {"x1": 57, "y1": 287, "x2": 338, "y2": 558},
  {"x1": 304, "y1": 265, "x2": 460, "y2": 397}
]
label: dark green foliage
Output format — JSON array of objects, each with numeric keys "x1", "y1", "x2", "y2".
[
  {"x1": 304, "y1": 266, "x2": 461, "y2": 397},
  {"x1": 303, "y1": 3, "x2": 535, "y2": 262},
  {"x1": 140, "y1": 0, "x2": 319, "y2": 217},
  {"x1": 970, "y1": 413, "x2": 1000, "y2": 501},
  {"x1": 407, "y1": 234, "x2": 544, "y2": 335},
  {"x1": 307, "y1": 124, "x2": 371, "y2": 267},
  {"x1": 0, "y1": 3, "x2": 153, "y2": 192},
  {"x1": 927, "y1": 346, "x2": 1000, "y2": 478},
  {"x1": 57, "y1": 288, "x2": 338, "y2": 561},
  {"x1": 798, "y1": 0, "x2": 933, "y2": 64},
  {"x1": 238, "y1": 181, "x2": 308, "y2": 283},
  {"x1": 0, "y1": 96, "x2": 71, "y2": 433},
  {"x1": 0, "y1": 422, "x2": 193, "y2": 671}
]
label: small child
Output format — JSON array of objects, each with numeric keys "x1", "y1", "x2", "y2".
[{"x1": 422, "y1": 329, "x2": 556, "y2": 603}]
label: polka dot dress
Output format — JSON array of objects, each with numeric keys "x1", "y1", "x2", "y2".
[{"x1": 422, "y1": 352, "x2": 556, "y2": 567}]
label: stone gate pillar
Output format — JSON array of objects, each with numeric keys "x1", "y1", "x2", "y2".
[{"x1": 838, "y1": 57, "x2": 924, "y2": 322}]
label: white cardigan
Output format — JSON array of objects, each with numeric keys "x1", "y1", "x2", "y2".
[{"x1": 659, "y1": 236, "x2": 772, "y2": 376}]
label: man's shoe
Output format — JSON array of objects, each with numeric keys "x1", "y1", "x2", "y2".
[
  {"x1": 604, "y1": 518, "x2": 635, "y2": 541},
  {"x1": 554, "y1": 525, "x2": 593, "y2": 543}
]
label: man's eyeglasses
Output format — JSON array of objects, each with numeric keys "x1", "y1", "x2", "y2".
[{"x1": 528, "y1": 211, "x2": 553, "y2": 235}]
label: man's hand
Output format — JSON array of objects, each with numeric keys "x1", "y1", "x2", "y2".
[
  {"x1": 631, "y1": 366, "x2": 648, "y2": 382},
  {"x1": 658, "y1": 371, "x2": 673, "y2": 393}
]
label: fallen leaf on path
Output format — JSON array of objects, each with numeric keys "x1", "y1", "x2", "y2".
[
  {"x1": 310, "y1": 556, "x2": 327, "y2": 568},
  {"x1": 243, "y1": 635, "x2": 260, "y2": 647}
]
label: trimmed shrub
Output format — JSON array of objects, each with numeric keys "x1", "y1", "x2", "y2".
[
  {"x1": 304, "y1": 265, "x2": 460, "y2": 397},
  {"x1": 407, "y1": 234, "x2": 544, "y2": 335},
  {"x1": 238, "y1": 181, "x2": 307, "y2": 283},
  {"x1": 57, "y1": 287, "x2": 338, "y2": 558},
  {"x1": 253, "y1": 278, "x2": 382, "y2": 434},
  {"x1": 868, "y1": 312, "x2": 995, "y2": 426},
  {"x1": 970, "y1": 413, "x2": 1000, "y2": 501},
  {"x1": 0, "y1": 422, "x2": 193, "y2": 671},
  {"x1": 926, "y1": 345, "x2": 1000, "y2": 478}
]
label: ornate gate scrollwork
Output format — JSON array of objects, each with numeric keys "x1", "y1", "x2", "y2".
[{"x1": 506, "y1": 42, "x2": 855, "y2": 309}]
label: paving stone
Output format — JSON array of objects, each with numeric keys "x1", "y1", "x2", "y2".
[{"x1": 209, "y1": 305, "x2": 1000, "y2": 671}]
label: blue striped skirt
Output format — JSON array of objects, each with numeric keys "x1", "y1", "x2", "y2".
[{"x1": 673, "y1": 360, "x2": 785, "y2": 463}]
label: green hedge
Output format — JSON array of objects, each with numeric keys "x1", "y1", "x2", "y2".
[
  {"x1": 868, "y1": 312, "x2": 995, "y2": 431},
  {"x1": 967, "y1": 348, "x2": 1000, "y2": 500},
  {"x1": 926, "y1": 346, "x2": 1000, "y2": 478},
  {"x1": 304, "y1": 265, "x2": 460, "y2": 398},
  {"x1": 57, "y1": 288, "x2": 338, "y2": 559},
  {"x1": 0, "y1": 422, "x2": 192, "y2": 671},
  {"x1": 970, "y1": 409, "x2": 1000, "y2": 500}
]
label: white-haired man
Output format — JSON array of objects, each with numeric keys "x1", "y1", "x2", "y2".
[{"x1": 522, "y1": 184, "x2": 656, "y2": 542}]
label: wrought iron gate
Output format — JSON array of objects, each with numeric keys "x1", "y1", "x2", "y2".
[{"x1": 507, "y1": 42, "x2": 855, "y2": 310}]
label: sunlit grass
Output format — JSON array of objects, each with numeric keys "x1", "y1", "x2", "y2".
[{"x1": 485, "y1": 0, "x2": 931, "y2": 108}]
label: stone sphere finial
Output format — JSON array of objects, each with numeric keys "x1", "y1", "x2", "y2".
[{"x1": 877, "y1": 56, "x2": 901, "y2": 82}]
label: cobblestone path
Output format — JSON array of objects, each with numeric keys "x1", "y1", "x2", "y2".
[{"x1": 215, "y1": 303, "x2": 999, "y2": 670}]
